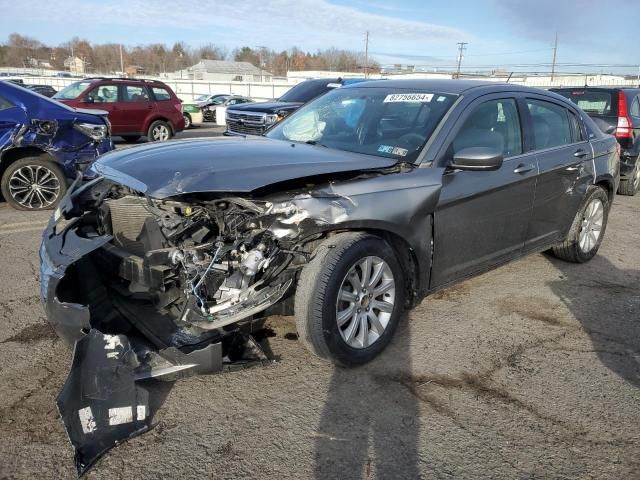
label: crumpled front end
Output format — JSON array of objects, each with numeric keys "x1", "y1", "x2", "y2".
[{"x1": 40, "y1": 176, "x2": 301, "y2": 475}]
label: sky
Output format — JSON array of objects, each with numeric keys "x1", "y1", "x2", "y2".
[{"x1": 1, "y1": 0, "x2": 638, "y2": 74}]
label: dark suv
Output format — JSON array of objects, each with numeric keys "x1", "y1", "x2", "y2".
[
  {"x1": 551, "y1": 87, "x2": 640, "y2": 195},
  {"x1": 225, "y1": 78, "x2": 348, "y2": 135},
  {"x1": 53, "y1": 78, "x2": 185, "y2": 142}
]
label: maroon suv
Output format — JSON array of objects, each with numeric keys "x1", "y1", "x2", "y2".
[{"x1": 53, "y1": 78, "x2": 185, "y2": 142}]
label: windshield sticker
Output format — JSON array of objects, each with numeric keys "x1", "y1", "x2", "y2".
[
  {"x1": 378, "y1": 145, "x2": 408, "y2": 157},
  {"x1": 392, "y1": 147, "x2": 408, "y2": 157},
  {"x1": 383, "y1": 93, "x2": 434, "y2": 103}
]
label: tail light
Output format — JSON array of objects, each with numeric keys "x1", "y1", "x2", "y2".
[
  {"x1": 616, "y1": 91, "x2": 633, "y2": 139},
  {"x1": 174, "y1": 102, "x2": 183, "y2": 113}
]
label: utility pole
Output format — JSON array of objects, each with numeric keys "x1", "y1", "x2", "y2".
[
  {"x1": 455, "y1": 42, "x2": 467, "y2": 79},
  {"x1": 364, "y1": 31, "x2": 369, "y2": 78},
  {"x1": 551, "y1": 32, "x2": 558, "y2": 82},
  {"x1": 119, "y1": 44, "x2": 124, "y2": 76}
]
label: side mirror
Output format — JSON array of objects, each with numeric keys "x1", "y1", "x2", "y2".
[
  {"x1": 83, "y1": 96, "x2": 95, "y2": 103},
  {"x1": 450, "y1": 147, "x2": 504, "y2": 171}
]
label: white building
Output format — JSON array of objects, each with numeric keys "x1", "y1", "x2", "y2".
[{"x1": 171, "y1": 60, "x2": 272, "y2": 82}]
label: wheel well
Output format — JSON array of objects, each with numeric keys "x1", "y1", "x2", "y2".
[
  {"x1": 0, "y1": 147, "x2": 53, "y2": 181},
  {"x1": 320, "y1": 228, "x2": 419, "y2": 307},
  {"x1": 595, "y1": 179, "x2": 614, "y2": 202}
]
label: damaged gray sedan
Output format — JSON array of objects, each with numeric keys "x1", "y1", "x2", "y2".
[{"x1": 40, "y1": 80, "x2": 619, "y2": 474}]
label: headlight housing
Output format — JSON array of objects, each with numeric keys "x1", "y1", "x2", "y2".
[{"x1": 74, "y1": 122, "x2": 108, "y2": 141}]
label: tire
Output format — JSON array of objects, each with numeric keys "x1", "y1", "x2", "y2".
[
  {"x1": 121, "y1": 135, "x2": 140, "y2": 143},
  {"x1": 551, "y1": 186, "x2": 609, "y2": 263},
  {"x1": 183, "y1": 113, "x2": 192, "y2": 129},
  {"x1": 0, "y1": 156, "x2": 67, "y2": 211},
  {"x1": 295, "y1": 232, "x2": 405, "y2": 366},
  {"x1": 617, "y1": 160, "x2": 640, "y2": 196},
  {"x1": 147, "y1": 120, "x2": 173, "y2": 142}
]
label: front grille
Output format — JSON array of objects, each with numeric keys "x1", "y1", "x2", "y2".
[
  {"x1": 227, "y1": 111, "x2": 266, "y2": 123},
  {"x1": 226, "y1": 110, "x2": 267, "y2": 136},
  {"x1": 104, "y1": 196, "x2": 152, "y2": 257},
  {"x1": 227, "y1": 122, "x2": 265, "y2": 136}
]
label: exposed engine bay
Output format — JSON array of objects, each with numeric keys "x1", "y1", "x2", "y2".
[{"x1": 95, "y1": 190, "x2": 301, "y2": 334}]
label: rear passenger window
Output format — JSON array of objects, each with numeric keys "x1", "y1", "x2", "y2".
[
  {"x1": 125, "y1": 86, "x2": 150, "y2": 102},
  {"x1": 452, "y1": 98, "x2": 523, "y2": 158},
  {"x1": 151, "y1": 87, "x2": 171, "y2": 101},
  {"x1": 0, "y1": 95, "x2": 13, "y2": 111},
  {"x1": 527, "y1": 99, "x2": 572, "y2": 149}
]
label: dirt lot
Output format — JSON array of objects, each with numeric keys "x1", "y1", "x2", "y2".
[{"x1": 0, "y1": 189, "x2": 638, "y2": 479}]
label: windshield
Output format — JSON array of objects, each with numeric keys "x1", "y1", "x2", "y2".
[
  {"x1": 266, "y1": 87, "x2": 457, "y2": 163},
  {"x1": 53, "y1": 81, "x2": 93, "y2": 100},
  {"x1": 194, "y1": 94, "x2": 210, "y2": 102},
  {"x1": 278, "y1": 80, "x2": 336, "y2": 103}
]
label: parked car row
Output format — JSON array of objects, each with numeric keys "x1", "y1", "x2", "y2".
[{"x1": 181, "y1": 94, "x2": 254, "y2": 128}]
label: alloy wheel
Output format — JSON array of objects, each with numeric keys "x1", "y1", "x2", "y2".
[
  {"x1": 336, "y1": 256, "x2": 396, "y2": 349},
  {"x1": 8, "y1": 164, "x2": 61, "y2": 209},
  {"x1": 152, "y1": 124, "x2": 170, "y2": 141},
  {"x1": 183, "y1": 114, "x2": 191, "y2": 129},
  {"x1": 633, "y1": 166, "x2": 640, "y2": 190},
  {"x1": 578, "y1": 198, "x2": 604, "y2": 253}
]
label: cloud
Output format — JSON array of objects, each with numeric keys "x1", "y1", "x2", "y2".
[{"x1": 1, "y1": 0, "x2": 469, "y2": 57}]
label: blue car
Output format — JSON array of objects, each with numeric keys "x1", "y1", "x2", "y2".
[{"x1": 0, "y1": 81, "x2": 113, "y2": 210}]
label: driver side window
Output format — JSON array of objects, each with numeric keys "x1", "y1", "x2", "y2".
[
  {"x1": 452, "y1": 98, "x2": 522, "y2": 159},
  {"x1": 87, "y1": 84, "x2": 118, "y2": 103}
]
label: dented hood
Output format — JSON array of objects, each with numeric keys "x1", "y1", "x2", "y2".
[{"x1": 91, "y1": 136, "x2": 397, "y2": 198}]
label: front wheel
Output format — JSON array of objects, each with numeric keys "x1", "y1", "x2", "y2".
[
  {"x1": 147, "y1": 120, "x2": 173, "y2": 142},
  {"x1": 0, "y1": 156, "x2": 67, "y2": 211},
  {"x1": 552, "y1": 186, "x2": 609, "y2": 263},
  {"x1": 295, "y1": 233, "x2": 405, "y2": 366}
]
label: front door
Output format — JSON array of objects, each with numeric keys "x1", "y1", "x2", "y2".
[
  {"x1": 77, "y1": 84, "x2": 126, "y2": 134},
  {"x1": 431, "y1": 96, "x2": 538, "y2": 288}
]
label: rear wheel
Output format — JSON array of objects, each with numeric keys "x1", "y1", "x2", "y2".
[
  {"x1": 0, "y1": 157, "x2": 67, "y2": 211},
  {"x1": 618, "y1": 160, "x2": 640, "y2": 196},
  {"x1": 183, "y1": 113, "x2": 192, "y2": 129},
  {"x1": 295, "y1": 233, "x2": 405, "y2": 366},
  {"x1": 121, "y1": 135, "x2": 140, "y2": 143},
  {"x1": 551, "y1": 186, "x2": 609, "y2": 263},
  {"x1": 147, "y1": 120, "x2": 172, "y2": 142}
]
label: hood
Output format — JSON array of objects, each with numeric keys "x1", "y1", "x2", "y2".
[
  {"x1": 92, "y1": 136, "x2": 397, "y2": 198},
  {"x1": 227, "y1": 101, "x2": 303, "y2": 114}
]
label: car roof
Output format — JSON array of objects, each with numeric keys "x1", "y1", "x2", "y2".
[{"x1": 342, "y1": 78, "x2": 548, "y2": 95}]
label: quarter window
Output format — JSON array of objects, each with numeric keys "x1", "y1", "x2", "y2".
[
  {"x1": 527, "y1": 99, "x2": 572, "y2": 149},
  {"x1": 452, "y1": 98, "x2": 523, "y2": 158},
  {"x1": 0, "y1": 95, "x2": 13, "y2": 111},
  {"x1": 88, "y1": 85, "x2": 118, "y2": 103},
  {"x1": 630, "y1": 97, "x2": 640, "y2": 117},
  {"x1": 151, "y1": 87, "x2": 171, "y2": 101},
  {"x1": 124, "y1": 85, "x2": 150, "y2": 102}
]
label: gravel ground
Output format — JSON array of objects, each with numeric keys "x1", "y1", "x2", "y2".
[{"x1": 0, "y1": 179, "x2": 638, "y2": 479}]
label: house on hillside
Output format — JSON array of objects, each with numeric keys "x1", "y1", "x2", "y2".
[
  {"x1": 171, "y1": 60, "x2": 272, "y2": 82},
  {"x1": 125, "y1": 65, "x2": 145, "y2": 77},
  {"x1": 64, "y1": 56, "x2": 86, "y2": 75}
]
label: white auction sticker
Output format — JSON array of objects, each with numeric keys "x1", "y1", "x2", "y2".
[
  {"x1": 78, "y1": 406, "x2": 97, "y2": 434},
  {"x1": 383, "y1": 93, "x2": 433, "y2": 103},
  {"x1": 108, "y1": 406, "x2": 134, "y2": 426}
]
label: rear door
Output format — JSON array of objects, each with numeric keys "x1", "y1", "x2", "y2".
[
  {"x1": 522, "y1": 95, "x2": 593, "y2": 249},
  {"x1": 0, "y1": 95, "x2": 27, "y2": 150},
  {"x1": 431, "y1": 95, "x2": 538, "y2": 288},
  {"x1": 118, "y1": 85, "x2": 153, "y2": 134}
]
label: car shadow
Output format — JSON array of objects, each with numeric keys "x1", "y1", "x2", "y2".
[
  {"x1": 545, "y1": 252, "x2": 640, "y2": 388},
  {"x1": 314, "y1": 315, "x2": 420, "y2": 479}
]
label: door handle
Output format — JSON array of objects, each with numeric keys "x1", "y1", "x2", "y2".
[
  {"x1": 513, "y1": 163, "x2": 535, "y2": 174},
  {"x1": 574, "y1": 149, "x2": 588, "y2": 158}
]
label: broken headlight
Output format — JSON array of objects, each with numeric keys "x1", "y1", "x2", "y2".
[{"x1": 74, "y1": 122, "x2": 108, "y2": 141}]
